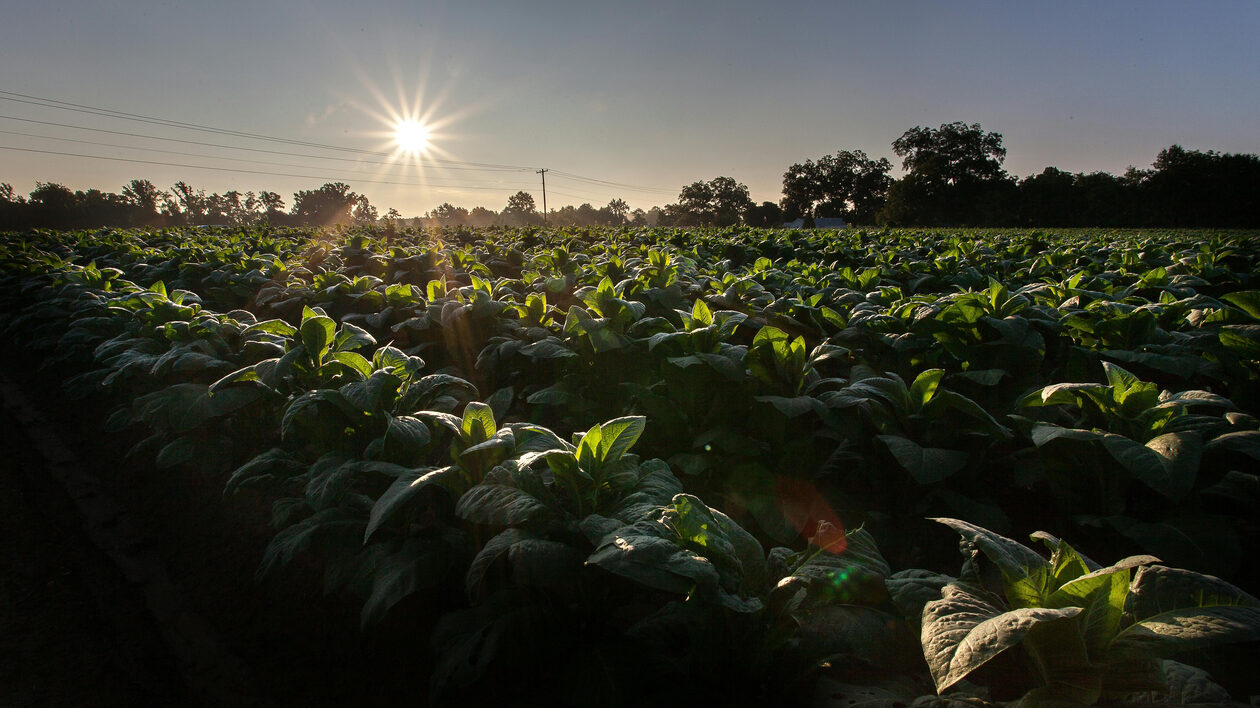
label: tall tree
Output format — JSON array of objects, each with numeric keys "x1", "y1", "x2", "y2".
[
  {"x1": 881, "y1": 122, "x2": 1011, "y2": 225},
  {"x1": 781, "y1": 150, "x2": 892, "y2": 224},
  {"x1": 431, "y1": 202, "x2": 470, "y2": 225},
  {"x1": 291, "y1": 182, "x2": 364, "y2": 226},
  {"x1": 606, "y1": 198, "x2": 629, "y2": 224},
  {"x1": 170, "y1": 181, "x2": 208, "y2": 224},
  {"x1": 503, "y1": 191, "x2": 537, "y2": 225},
  {"x1": 677, "y1": 176, "x2": 752, "y2": 226},
  {"x1": 121, "y1": 179, "x2": 164, "y2": 218}
]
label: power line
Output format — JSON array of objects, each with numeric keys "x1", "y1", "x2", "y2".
[
  {"x1": 0, "y1": 114, "x2": 530, "y2": 173},
  {"x1": 0, "y1": 145, "x2": 536, "y2": 192},
  {"x1": 1, "y1": 89, "x2": 683, "y2": 195},
  {"x1": 0, "y1": 128, "x2": 534, "y2": 190},
  {"x1": 0, "y1": 88, "x2": 683, "y2": 204},
  {"x1": 548, "y1": 169, "x2": 677, "y2": 196},
  {"x1": 0, "y1": 91, "x2": 532, "y2": 172}
]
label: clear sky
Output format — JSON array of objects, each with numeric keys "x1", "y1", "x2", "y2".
[{"x1": 2, "y1": 0, "x2": 1257, "y2": 216}]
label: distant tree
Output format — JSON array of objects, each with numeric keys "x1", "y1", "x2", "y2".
[
  {"x1": 0, "y1": 183, "x2": 25, "y2": 230},
  {"x1": 432, "y1": 202, "x2": 470, "y2": 225},
  {"x1": 121, "y1": 179, "x2": 164, "y2": 225},
  {"x1": 576, "y1": 203, "x2": 600, "y2": 226},
  {"x1": 468, "y1": 206, "x2": 498, "y2": 227},
  {"x1": 258, "y1": 191, "x2": 285, "y2": 214},
  {"x1": 629, "y1": 208, "x2": 647, "y2": 226},
  {"x1": 658, "y1": 202, "x2": 695, "y2": 226},
  {"x1": 892, "y1": 122, "x2": 1007, "y2": 186},
  {"x1": 1018, "y1": 167, "x2": 1078, "y2": 226},
  {"x1": 28, "y1": 182, "x2": 78, "y2": 228},
  {"x1": 881, "y1": 122, "x2": 1012, "y2": 225},
  {"x1": 677, "y1": 176, "x2": 752, "y2": 226},
  {"x1": 1075, "y1": 171, "x2": 1131, "y2": 226},
  {"x1": 606, "y1": 198, "x2": 629, "y2": 224},
  {"x1": 353, "y1": 196, "x2": 377, "y2": 224},
  {"x1": 781, "y1": 150, "x2": 892, "y2": 224},
  {"x1": 1144, "y1": 145, "x2": 1260, "y2": 227},
  {"x1": 385, "y1": 207, "x2": 402, "y2": 220},
  {"x1": 170, "y1": 181, "x2": 209, "y2": 224},
  {"x1": 503, "y1": 191, "x2": 537, "y2": 225},
  {"x1": 291, "y1": 182, "x2": 364, "y2": 226},
  {"x1": 744, "y1": 201, "x2": 784, "y2": 227}
]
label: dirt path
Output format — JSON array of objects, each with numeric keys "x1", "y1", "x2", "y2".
[
  {"x1": 0, "y1": 354, "x2": 439, "y2": 708},
  {"x1": 0, "y1": 394, "x2": 191, "y2": 706}
]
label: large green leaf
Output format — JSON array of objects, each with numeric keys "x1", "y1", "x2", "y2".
[
  {"x1": 1221, "y1": 290, "x2": 1260, "y2": 320},
  {"x1": 1110, "y1": 564, "x2": 1260, "y2": 657},
  {"x1": 1219, "y1": 325, "x2": 1260, "y2": 358},
  {"x1": 879, "y1": 436, "x2": 968, "y2": 484},
  {"x1": 1100, "y1": 431, "x2": 1201, "y2": 499},
  {"x1": 359, "y1": 537, "x2": 452, "y2": 628},
  {"x1": 465, "y1": 528, "x2": 583, "y2": 594},
  {"x1": 587, "y1": 520, "x2": 721, "y2": 597},
  {"x1": 932, "y1": 517, "x2": 1048, "y2": 584},
  {"x1": 1042, "y1": 564, "x2": 1130, "y2": 657},
  {"x1": 886, "y1": 569, "x2": 955, "y2": 620},
  {"x1": 594, "y1": 416, "x2": 645, "y2": 466},
  {"x1": 921, "y1": 583, "x2": 1083, "y2": 693},
  {"x1": 455, "y1": 481, "x2": 554, "y2": 527},
  {"x1": 363, "y1": 466, "x2": 457, "y2": 542},
  {"x1": 299, "y1": 307, "x2": 335, "y2": 359},
  {"x1": 460, "y1": 401, "x2": 497, "y2": 445},
  {"x1": 909, "y1": 368, "x2": 944, "y2": 410},
  {"x1": 381, "y1": 415, "x2": 431, "y2": 461}
]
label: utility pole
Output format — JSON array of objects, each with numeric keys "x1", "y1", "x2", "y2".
[{"x1": 536, "y1": 168, "x2": 548, "y2": 225}]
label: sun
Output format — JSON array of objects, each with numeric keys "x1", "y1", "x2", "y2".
[{"x1": 393, "y1": 119, "x2": 430, "y2": 154}]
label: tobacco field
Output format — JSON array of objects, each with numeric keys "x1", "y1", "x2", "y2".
[{"x1": 2, "y1": 224, "x2": 1259, "y2": 705}]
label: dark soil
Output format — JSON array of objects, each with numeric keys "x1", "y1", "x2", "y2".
[
  {"x1": 1, "y1": 353, "x2": 441, "y2": 707},
  {"x1": 0, "y1": 393, "x2": 188, "y2": 707}
]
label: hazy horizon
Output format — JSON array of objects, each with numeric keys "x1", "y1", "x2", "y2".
[{"x1": 3, "y1": 0, "x2": 1257, "y2": 217}]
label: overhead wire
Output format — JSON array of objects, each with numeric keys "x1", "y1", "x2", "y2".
[
  {"x1": 0, "y1": 88, "x2": 682, "y2": 204},
  {"x1": 0, "y1": 91, "x2": 532, "y2": 171}
]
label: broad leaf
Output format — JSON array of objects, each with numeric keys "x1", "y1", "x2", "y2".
[
  {"x1": 922, "y1": 583, "x2": 1082, "y2": 693},
  {"x1": 879, "y1": 436, "x2": 968, "y2": 484},
  {"x1": 1100, "y1": 431, "x2": 1202, "y2": 499}
]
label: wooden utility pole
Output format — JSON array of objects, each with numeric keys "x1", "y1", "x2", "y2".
[{"x1": 537, "y1": 168, "x2": 548, "y2": 224}]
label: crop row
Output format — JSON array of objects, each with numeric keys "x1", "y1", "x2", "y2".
[{"x1": 1, "y1": 225, "x2": 1258, "y2": 704}]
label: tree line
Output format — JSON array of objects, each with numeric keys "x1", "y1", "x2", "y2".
[{"x1": 3, "y1": 122, "x2": 1257, "y2": 230}]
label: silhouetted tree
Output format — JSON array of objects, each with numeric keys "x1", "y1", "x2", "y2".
[
  {"x1": 432, "y1": 202, "x2": 470, "y2": 225},
  {"x1": 503, "y1": 191, "x2": 537, "y2": 225},
  {"x1": 781, "y1": 150, "x2": 892, "y2": 224},
  {"x1": 468, "y1": 206, "x2": 498, "y2": 227},
  {"x1": 291, "y1": 182, "x2": 365, "y2": 226},
  {"x1": 880, "y1": 122, "x2": 1012, "y2": 225},
  {"x1": 677, "y1": 176, "x2": 752, "y2": 226},
  {"x1": 606, "y1": 198, "x2": 629, "y2": 225},
  {"x1": 120, "y1": 179, "x2": 164, "y2": 225},
  {"x1": 744, "y1": 201, "x2": 784, "y2": 227},
  {"x1": 1143, "y1": 145, "x2": 1260, "y2": 227}
]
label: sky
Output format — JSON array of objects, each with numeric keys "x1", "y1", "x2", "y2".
[{"x1": 1, "y1": 0, "x2": 1257, "y2": 216}]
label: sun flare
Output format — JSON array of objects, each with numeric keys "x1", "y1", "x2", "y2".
[{"x1": 393, "y1": 119, "x2": 430, "y2": 154}]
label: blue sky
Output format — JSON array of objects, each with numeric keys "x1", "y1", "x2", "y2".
[{"x1": 2, "y1": 0, "x2": 1257, "y2": 215}]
